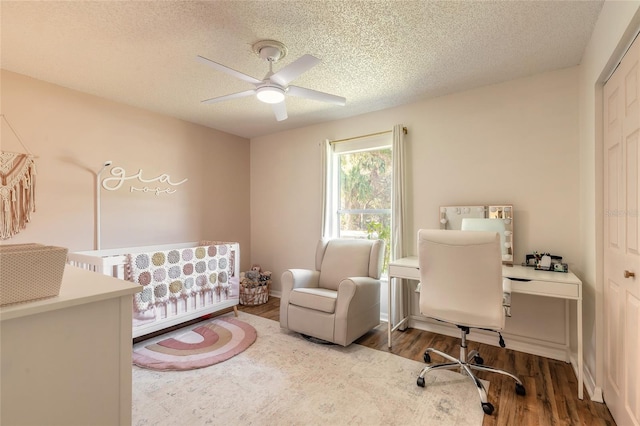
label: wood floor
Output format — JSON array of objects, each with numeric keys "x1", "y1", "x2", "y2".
[{"x1": 236, "y1": 297, "x2": 617, "y2": 426}]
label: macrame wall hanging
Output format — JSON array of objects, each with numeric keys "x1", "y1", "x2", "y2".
[{"x1": 0, "y1": 114, "x2": 37, "y2": 240}]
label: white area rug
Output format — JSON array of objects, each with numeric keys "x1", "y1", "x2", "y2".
[{"x1": 133, "y1": 312, "x2": 485, "y2": 425}]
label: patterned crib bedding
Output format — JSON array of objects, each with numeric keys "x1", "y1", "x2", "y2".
[{"x1": 125, "y1": 242, "x2": 238, "y2": 327}]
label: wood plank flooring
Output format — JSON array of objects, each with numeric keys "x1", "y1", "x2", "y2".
[{"x1": 237, "y1": 297, "x2": 617, "y2": 426}]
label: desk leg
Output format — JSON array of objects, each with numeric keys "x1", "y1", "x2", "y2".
[
  {"x1": 578, "y1": 298, "x2": 584, "y2": 400},
  {"x1": 565, "y1": 300, "x2": 571, "y2": 362},
  {"x1": 388, "y1": 277, "x2": 393, "y2": 348},
  {"x1": 388, "y1": 278, "x2": 411, "y2": 348}
]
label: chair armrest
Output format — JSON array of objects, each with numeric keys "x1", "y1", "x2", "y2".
[
  {"x1": 281, "y1": 269, "x2": 320, "y2": 293},
  {"x1": 280, "y1": 269, "x2": 320, "y2": 330},
  {"x1": 280, "y1": 269, "x2": 320, "y2": 305},
  {"x1": 335, "y1": 277, "x2": 381, "y2": 318}
]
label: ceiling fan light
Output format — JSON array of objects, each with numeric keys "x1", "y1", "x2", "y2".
[{"x1": 256, "y1": 86, "x2": 285, "y2": 104}]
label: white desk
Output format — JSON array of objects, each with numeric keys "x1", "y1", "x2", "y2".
[{"x1": 388, "y1": 256, "x2": 583, "y2": 399}]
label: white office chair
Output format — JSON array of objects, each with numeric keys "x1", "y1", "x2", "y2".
[{"x1": 416, "y1": 229, "x2": 525, "y2": 415}]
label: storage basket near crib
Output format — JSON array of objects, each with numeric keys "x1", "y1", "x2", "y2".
[
  {"x1": 239, "y1": 266, "x2": 271, "y2": 305},
  {"x1": 0, "y1": 243, "x2": 68, "y2": 306}
]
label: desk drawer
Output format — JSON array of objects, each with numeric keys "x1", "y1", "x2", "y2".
[
  {"x1": 509, "y1": 279, "x2": 580, "y2": 299},
  {"x1": 388, "y1": 265, "x2": 420, "y2": 281}
]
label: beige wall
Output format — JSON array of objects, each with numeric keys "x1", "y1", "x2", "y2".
[
  {"x1": 247, "y1": 1, "x2": 640, "y2": 400},
  {"x1": 1, "y1": 70, "x2": 251, "y2": 270},
  {"x1": 251, "y1": 66, "x2": 580, "y2": 348},
  {"x1": 252, "y1": 67, "x2": 580, "y2": 285},
  {"x1": 578, "y1": 1, "x2": 640, "y2": 400}
]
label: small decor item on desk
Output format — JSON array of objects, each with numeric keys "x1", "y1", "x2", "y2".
[
  {"x1": 523, "y1": 252, "x2": 568, "y2": 273},
  {"x1": 239, "y1": 264, "x2": 271, "y2": 305},
  {"x1": 0, "y1": 243, "x2": 68, "y2": 306},
  {"x1": 553, "y1": 263, "x2": 568, "y2": 273}
]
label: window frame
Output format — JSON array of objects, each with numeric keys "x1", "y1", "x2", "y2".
[{"x1": 327, "y1": 134, "x2": 392, "y2": 272}]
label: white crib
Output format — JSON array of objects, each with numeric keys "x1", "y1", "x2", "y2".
[{"x1": 68, "y1": 241, "x2": 240, "y2": 338}]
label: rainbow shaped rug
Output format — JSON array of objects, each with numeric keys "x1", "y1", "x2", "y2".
[{"x1": 132, "y1": 317, "x2": 257, "y2": 371}]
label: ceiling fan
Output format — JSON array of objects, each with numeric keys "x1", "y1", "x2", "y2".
[{"x1": 196, "y1": 40, "x2": 346, "y2": 121}]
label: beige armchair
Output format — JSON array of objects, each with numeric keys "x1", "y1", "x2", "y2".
[{"x1": 279, "y1": 238, "x2": 385, "y2": 346}]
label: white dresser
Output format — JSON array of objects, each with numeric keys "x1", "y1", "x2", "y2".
[{"x1": 1, "y1": 265, "x2": 140, "y2": 425}]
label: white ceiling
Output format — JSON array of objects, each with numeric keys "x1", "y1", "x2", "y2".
[{"x1": 1, "y1": 1, "x2": 604, "y2": 139}]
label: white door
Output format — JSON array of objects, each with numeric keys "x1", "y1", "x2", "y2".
[{"x1": 604, "y1": 35, "x2": 640, "y2": 426}]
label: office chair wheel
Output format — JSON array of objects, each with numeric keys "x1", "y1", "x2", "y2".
[
  {"x1": 481, "y1": 402, "x2": 494, "y2": 415},
  {"x1": 417, "y1": 376, "x2": 425, "y2": 387},
  {"x1": 473, "y1": 355, "x2": 484, "y2": 365},
  {"x1": 515, "y1": 383, "x2": 526, "y2": 395},
  {"x1": 423, "y1": 352, "x2": 431, "y2": 363}
]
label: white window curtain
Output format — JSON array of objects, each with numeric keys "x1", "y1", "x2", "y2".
[
  {"x1": 320, "y1": 139, "x2": 336, "y2": 240},
  {"x1": 391, "y1": 124, "x2": 408, "y2": 329}
]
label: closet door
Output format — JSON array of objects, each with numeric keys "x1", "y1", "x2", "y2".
[{"x1": 603, "y1": 35, "x2": 640, "y2": 426}]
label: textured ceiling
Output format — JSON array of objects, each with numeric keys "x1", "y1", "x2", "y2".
[{"x1": 1, "y1": 1, "x2": 604, "y2": 139}]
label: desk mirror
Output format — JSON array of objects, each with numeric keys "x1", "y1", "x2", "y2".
[{"x1": 439, "y1": 205, "x2": 513, "y2": 264}]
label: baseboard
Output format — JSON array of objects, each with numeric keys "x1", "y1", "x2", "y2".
[
  {"x1": 408, "y1": 316, "x2": 569, "y2": 362},
  {"x1": 277, "y1": 298, "x2": 564, "y2": 360},
  {"x1": 579, "y1": 359, "x2": 603, "y2": 403}
]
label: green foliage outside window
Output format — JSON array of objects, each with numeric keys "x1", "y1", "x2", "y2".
[
  {"x1": 338, "y1": 148, "x2": 392, "y2": 273},
  {"x1": 366, "y1": 219, "x2": 391, "y2": 274}
]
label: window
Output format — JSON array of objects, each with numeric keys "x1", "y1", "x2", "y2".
[{"x1": 328, "y1": 134, "x2": 392, "y2": 273}]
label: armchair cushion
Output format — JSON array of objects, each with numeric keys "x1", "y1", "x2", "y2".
[{"x1": 289, "y1": 288, "x2": 337, "y2": 314}]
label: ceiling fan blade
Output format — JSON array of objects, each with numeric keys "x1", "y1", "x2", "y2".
[
  {"x1": 196, "y1": 55, "x2": 262, "y2": 84},
  {"x1": 271, "y1": 101, "x2": 288, "y2": 121},
  {"x1": 201, "y1": 90, "x2": 255, "y2": 104},
  {"x1": 287, "y1": 85, "x2": 346, "y2": 106},
  {"x1": 270, "y1": 54, "x2": 321, "y2": 86}
]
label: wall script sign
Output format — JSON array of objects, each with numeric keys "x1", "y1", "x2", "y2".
[{"x1": 102, "y1": 167, "x2": 188, "y2": 196}]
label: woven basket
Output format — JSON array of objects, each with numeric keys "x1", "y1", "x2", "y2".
[
  {"x1": 0, "y1": 243, "x2": 68, "y2": 306},
  {"x1": 239, "y1": 279, "x2": 270, "y2": 305}
]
